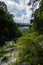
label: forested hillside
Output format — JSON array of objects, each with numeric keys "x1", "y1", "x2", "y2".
[{"x1": 0, "y1": 2, "x2": 21, "y2": 46}]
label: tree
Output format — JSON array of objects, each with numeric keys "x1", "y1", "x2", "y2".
[
  {"x1": 0, "y1": 2, "x2": 21, "y2": 46},
  {"x1": 0, "y1": 1, "x2": 7, "y2": 11},
  {"x1": 28, "y1": 0, "x2": 40, "y2": 11},
  {"x1": 28, "y1": 0, "x2": 43, "y2": 34}
]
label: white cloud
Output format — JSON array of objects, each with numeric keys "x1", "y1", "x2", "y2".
[{"x1": 0, "y1": 0, "x2": 32, "y2": 23}]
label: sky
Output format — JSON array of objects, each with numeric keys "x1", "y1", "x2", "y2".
[{"x1": 0, "y1": 0, "x2": 32, "y2": 23}]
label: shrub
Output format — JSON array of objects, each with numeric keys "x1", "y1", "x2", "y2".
[{"x1": 15, "y1": 32, "x2": 43, "y2": 65}]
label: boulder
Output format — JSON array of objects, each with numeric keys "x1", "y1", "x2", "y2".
[{"x1": 18, "y1": 62, "x2": 31, "y2": 65}]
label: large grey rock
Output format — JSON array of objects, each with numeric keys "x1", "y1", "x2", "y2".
[{"x1": 18, "y1": 62, "x2": 31, "y2": 65}]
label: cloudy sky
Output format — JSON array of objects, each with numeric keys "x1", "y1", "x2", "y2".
[{"x1": 0, "y1": 0, "x2": 32, "y2": 23}]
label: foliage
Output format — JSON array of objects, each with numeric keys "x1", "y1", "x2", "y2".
[
  {"x1": 28, "y1": 0, "x2": 40, "y2": 11},
  {"x1": 7, "y1": 0, "x2": 43, "y2": 65},
  {"x1": 0, "y1": 1, "x2": 7, "y2": 11},
  {"x1": 15, "y1": 32, "x2": 43, "y2": 65},
  {"x1": 0, "y1": 2, "x2": 21, "y2": 46},
  {"x1": 28, "y1": 0, "x2": 43, "y2": 34},
  {"x1": 0, "y1": 1, "x2": 43, "y2": 65}
]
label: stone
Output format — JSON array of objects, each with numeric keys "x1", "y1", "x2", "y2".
[{"x1": 18, "y1": 62, "x2": 31, "y2": 65}]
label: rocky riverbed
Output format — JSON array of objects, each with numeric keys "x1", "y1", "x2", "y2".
[{"x1": 0, "y1": 48, "x2": 18, "y2": 65}]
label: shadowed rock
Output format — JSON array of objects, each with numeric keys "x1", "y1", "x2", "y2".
[{"x1": 18, "y1": 62, "x2": 31, "y2": 65}]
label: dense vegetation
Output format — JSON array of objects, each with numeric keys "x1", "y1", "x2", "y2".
[
  {"x1": 15, "y1": 32, "x2": 43, "y2": 65},
  {"x1": 0, "y1": 2, "x2": 21, "y2": 46},
  {"x1": 13, "y1": 0, "x2": 43, "y2": 65},
  {"x1": 0, "y1": 0, "x2": 43, "y2": 65},
  {"x1": 29, "y1": 0, "x2": 43, "y2": 34}
]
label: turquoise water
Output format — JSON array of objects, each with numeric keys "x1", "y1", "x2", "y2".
[{"x1": 18, "y1": 27, "x2": 29, "y2": 31}]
